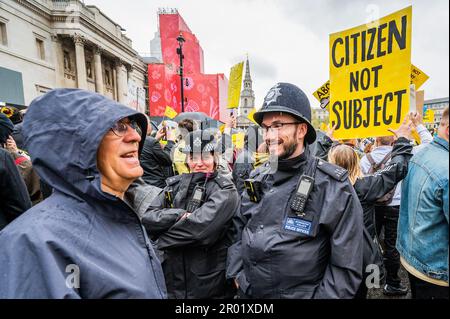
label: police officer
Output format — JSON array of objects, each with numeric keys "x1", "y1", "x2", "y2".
[
  {"x1": 140, "y1": 130, "x2": 240, "y2": 299},
  {"x1": 226, "y1": 83, "x2": 364, "y2": 299}
]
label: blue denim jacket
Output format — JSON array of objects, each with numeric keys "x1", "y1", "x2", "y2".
[{"x1": 397, "y1": 137, "x2": 449, "y2": 282}]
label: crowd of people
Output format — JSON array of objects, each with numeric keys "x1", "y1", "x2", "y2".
[{"x1": 0, "y1": 84, "x2": 448, "y2": 299}]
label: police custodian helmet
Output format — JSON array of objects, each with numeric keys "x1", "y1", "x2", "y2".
[
  {"x1": 253, "y1": 83, "x2": 317, "y2": 144},
  {"x1": 181, "y1": 129, "x2": 219, "y2": 154}
]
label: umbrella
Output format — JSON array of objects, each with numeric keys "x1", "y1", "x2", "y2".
[
  {"x1": 173, "y1": 112, "x2": 224, "y2": 130},
  {"x1": 173, "y1": 112, "x2": 210, "y2": 123}
]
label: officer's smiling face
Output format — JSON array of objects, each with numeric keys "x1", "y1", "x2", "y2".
[
  {"x1": 187, "y1": 152, "x2": 215, "y2": 173},
  {"x1": 262, "y1": 113, "x2": 308, "y2": 160}
]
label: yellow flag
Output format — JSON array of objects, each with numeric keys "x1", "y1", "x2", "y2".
[
  {"x1": 164, "y1": 106, "x2": 178, "y2": 119},
  {"x1": 411, "y1": 64, "x2": 429, "y2": 90},
  {"x1": 247, "y1": 108, "x2": 257, "y2": 125},
  {"x1": 227, "y1": 62, "x2": 244, "y2": 109}
]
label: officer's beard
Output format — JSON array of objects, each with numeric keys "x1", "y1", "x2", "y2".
[
  {"x1": 278, "y1": 140, "x2": 298, "y2": 160},
  {"x1": 266, "y1": 138, "x2": 299, "y2": 161}
]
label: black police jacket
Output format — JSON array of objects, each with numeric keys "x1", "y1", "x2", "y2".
[
  {"x1": 316, "y1": 136, "x2": 413, "y2": 238},
  {"x1": 140, "y1": 137, "x2": 174, "y2": 189},
  {"x1": 141, "y1": 171, "x2": 240, "y2": 299},
  {"x1": 0, "y1": 148, "x2": 32, "y2": 230},
  {"x1": 226, "y1": 150, "x2": 364, "y2": 299}
]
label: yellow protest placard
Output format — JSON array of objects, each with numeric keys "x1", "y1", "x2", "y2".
[
  {"x1": 164, "y1": 106, "x2": 178, "y2": 119},
  {"x1": 423, "y1": 108, "x2": 435, "y2": 123},
  {"x1": 410, "y1": 64, "x2": 429, "y2": 90},
  {"x1": 313, "y1": 81, "x2": 331, "y2": 109},
  {"x1": 329, "y1": 6, "x2": 412, "y2": 139},
  {"x1": 227, "y1": 62, "x2": 244, "y2": 109},
  {"x1": 313, "y1": 81, "x2": 331, "y2": 102},
  {"x1": 247, "y1": 108, "x2": 257, "y2": 125},
  {"x1": 232, "y1": 132, "x2": 245, "y2": 149},
  {"x1": 317, "y1": 64, "x2": 425, "y2": 109}
]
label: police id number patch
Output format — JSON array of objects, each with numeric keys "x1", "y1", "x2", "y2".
[{"x1": 284, "y1": 217, "x2": 312, "y2": 235}]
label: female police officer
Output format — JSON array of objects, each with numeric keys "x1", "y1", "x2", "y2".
[{"x1": 140, "y1": 129, "x2": 240, "y2": 299}]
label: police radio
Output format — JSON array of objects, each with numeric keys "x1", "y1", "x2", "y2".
[
  {"x1": 244, "y1": 179, "x2": 262, "y2": 203},
  {"x1": 186, "y1": 185, "x2": 205, "y2": 213},
  {"x1": 290, "y1": 175, "x2": 314, "y2": 215}
]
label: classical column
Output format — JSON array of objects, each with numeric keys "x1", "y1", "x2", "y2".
[
  {"x1": 115, "y1": 58, "x2": 128, "y2": 104},
  {"x1": 93, "y1": 46, "x2": 104, "y2": 94},
  {"x1": 51, "y1": 34, "x2": 64, "y2": 88},
  {"x1": 73, "y1": 34, "x2": 87, "y2": 90}
]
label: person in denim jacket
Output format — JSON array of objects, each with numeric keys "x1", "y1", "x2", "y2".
[{"x1": 397, "y1": 107, "x2": 449, "y2": 299}]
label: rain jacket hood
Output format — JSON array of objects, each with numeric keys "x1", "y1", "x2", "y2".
[{"x1": 23, "y1": 89, "x2": 147, "y2": 203}]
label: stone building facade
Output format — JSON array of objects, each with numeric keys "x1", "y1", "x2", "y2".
[{"x1": 0, "y1": 0, "x2": 147, "y2": 113}]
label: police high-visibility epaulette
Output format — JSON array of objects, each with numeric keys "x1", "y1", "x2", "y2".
[{"x1": 316, "y1": 160, "x2": 348, "y2": 182}]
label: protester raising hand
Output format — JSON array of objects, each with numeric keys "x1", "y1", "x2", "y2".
[
  {"x1": 409, "y1": 111, "x2": 423, "y2": 128},
  {"x1": 388, "y1": 115, "x2": 413, "y2": 140},
  {"x1": 326, "y1": 124, "x2": 338, "y2": 142}
]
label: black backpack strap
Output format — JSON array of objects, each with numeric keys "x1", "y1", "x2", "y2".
[{"x1": 379, "y1": 151, "x2": 393, "y2": 166}]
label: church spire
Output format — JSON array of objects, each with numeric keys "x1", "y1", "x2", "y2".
[{"x1": 244, "y1": 55, "x2": 252, "y2": 82}]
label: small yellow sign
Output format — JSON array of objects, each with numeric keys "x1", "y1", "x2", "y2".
[
  {"x1": 227, "y1": 62, "x2": 244, "y2": 109},
  {"x1": 313, "y1": 81, "x2": 331, "y2": 107},
  {"x1": 232, "y1": 132, "x2": 245, "y2": 149},
  {"x1": 164, "y1": 106, "x2": 178, "y2": 119},
  {"x1": 410, "y1": 64, "x2": 429, "y2": 90},
  {"x1": 423, "y1": 108, "x2": 435, "y2": 123}
]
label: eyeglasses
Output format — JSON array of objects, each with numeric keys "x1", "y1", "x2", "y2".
[
  {"x1": 260, "y1": 122, "x2": 301, "y2": 133},
  {"x1": 110, "y1": 119, "x2": 142, "y2": 137}
]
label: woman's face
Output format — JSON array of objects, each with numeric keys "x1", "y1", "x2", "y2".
[{"x1": 186, "y1": 152, "x2": 215, "y2": 173}]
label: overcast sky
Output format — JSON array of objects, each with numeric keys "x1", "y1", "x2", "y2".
[{"x1": 85, "y1": 0, "x2": 449, "y2": 108}]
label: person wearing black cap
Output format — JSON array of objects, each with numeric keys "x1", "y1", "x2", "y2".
[
  {"x1": 140, "y1": 129, "x2": 240, "y2": 299},
  {"x1": 226, "y1": 82, "x2": 364, "y2": 299},
  {"x1": 0, "y1": 113, "x2": 32, "y2": 230}
]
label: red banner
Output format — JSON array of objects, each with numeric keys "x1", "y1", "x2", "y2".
[{"x1": 148, "y1": 13, "x2": 224, "y2": 120}]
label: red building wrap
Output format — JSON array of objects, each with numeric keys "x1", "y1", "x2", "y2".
[{"x1": 148, "y1": 13, "x2": 224, "y2": 120}]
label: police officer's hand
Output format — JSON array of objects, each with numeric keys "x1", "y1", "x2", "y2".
[{"x1": 388, "y1": 116, "x2": 413, "y2": 140}]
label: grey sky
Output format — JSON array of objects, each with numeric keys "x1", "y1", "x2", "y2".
[{"x1": 85, "y1": 0, "x2": 449, "y2": 107}]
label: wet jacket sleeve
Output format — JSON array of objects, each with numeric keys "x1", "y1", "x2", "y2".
[
  {"x1": 141, "y1": 139, "x2": 174, "y2": 167},
  {"x1": 0, "y1": 226, "x2": 81, "y2": 299},
  {"x1": 354, "y1": 137, "x2": 413, "y2": 205},
  {"x1": 141, "y1": 192, "x2": 186, "y2": 240},
  {"x1": 0, "y1": 150, "x2": 32, "y2": 225},
  {"x1": 226, "y1": 193, "x2": 253, "y2": 293},
  {"x1": 315, "y1": 135, "x2": 334, "y2": 161},
  {"x1": 157, "y1": 184, "x2": 240, "y2": 249},
  {"x1": 314, "y1": 185, "x2": 364, "y2": 299}
]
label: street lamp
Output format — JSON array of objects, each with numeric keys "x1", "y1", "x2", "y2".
[{"x1": 176, "y1": 33, "x2": 186, "y2": 113}]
